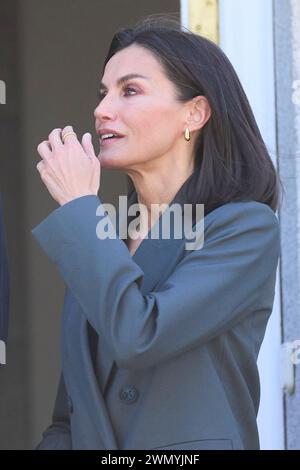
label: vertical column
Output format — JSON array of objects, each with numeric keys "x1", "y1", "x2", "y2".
[{"x1": 274, "y1": 0, "x2": 300, "y2": 450}]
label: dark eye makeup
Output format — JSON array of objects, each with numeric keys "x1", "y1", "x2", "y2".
[{"x1": 97, "y1": 86, "x2": 138, "y2": 102}]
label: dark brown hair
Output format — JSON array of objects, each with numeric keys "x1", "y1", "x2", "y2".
[{"x1": 102, "y1": 14, "x2": 283, "y2": 216}]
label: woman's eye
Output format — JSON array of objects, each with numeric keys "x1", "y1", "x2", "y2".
[
  {"x1": 97, "y1": 86, "x2": 137, "y2": 102},
  {"x1": 124, "y1": 86, "x2": 137, "y2": 96}
]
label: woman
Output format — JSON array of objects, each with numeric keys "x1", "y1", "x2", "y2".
[{"x1": 32, "y1": 16, "x2": 282, "y2": 450}]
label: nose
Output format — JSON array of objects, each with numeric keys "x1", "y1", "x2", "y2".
[{"x1": 94, "y1": 94, "x2": 117, "y2": 122}]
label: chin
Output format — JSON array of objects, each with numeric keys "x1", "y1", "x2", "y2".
[{"x1": 98, "y1": 153, "x2": 128, "y2": 170}]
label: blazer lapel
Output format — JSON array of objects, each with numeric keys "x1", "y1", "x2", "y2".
[
  {"x1": 100, "y1": 187, "x2": 203, "y2": 392},
  {"x1": 63, "y1": 202, "x2": 190, "y2": 449},
  {"x1": 63, "y1": 186, "x2": 204, "y2": 448}
]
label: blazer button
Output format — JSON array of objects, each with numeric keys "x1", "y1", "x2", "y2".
[
  {"x1": 119, "y1": 385, "x2": 139, "y2": 404},
  {"x1": 67, "y1": 395, "x2": 74, "y2": 414}
]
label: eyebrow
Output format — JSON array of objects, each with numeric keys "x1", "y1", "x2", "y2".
[{"x1": 99, "y1": 73, "x2": 150, "y2": 91}]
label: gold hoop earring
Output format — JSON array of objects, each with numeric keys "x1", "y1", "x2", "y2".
[{"x1": 184, "y1": 127, "x2": 190, "y2": 141}]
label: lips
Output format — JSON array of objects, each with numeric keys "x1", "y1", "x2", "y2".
[
  {"x1": 99, "y1": 135, "x2": 125, "y2": 147},
  {"x1": 97, "y1": 127, "x2": 125, "y2": 135},
  {"x1": 96, "y1": 129, "x2": 124, "y2": 148}
]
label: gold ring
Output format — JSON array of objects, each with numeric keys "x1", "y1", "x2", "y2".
[{"x1": 61, "y1": 131, "x2": 77, "y2": 143}]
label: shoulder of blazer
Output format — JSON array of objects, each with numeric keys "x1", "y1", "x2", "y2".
[
  {"x1": 180, "y1": 199, "x2": 281, "y2": 267},
  {"x1": 203, "y1": 200, "x2": 279, "y2": 235}
]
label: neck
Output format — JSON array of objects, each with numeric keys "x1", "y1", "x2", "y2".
[{"x1": 128, "y1": 165, "x2": 195, "y2": 231}]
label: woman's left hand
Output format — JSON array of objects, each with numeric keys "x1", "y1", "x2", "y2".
[{"x1": 36, "y1": 125, "x2": 101, "y2": 206}]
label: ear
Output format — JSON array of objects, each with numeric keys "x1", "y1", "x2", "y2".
[{"x1": 185, "y1": 96, "x2": 211, "y2": 133}]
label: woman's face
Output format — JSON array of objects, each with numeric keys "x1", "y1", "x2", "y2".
[{"x1": 94, "y1": 44, "x2": 189, "y2": 171}]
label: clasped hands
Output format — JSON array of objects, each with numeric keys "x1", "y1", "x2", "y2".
[{"x1": 36, "y1": 126, "x2": 101, "y2": 206}]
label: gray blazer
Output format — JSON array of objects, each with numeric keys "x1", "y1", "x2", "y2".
[{"x1": 31, "y1": 193, "x2": 280, "y2": 450}]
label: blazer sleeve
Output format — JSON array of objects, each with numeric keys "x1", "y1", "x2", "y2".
[
  {"x1": 36, "y1": 373, "x2": 72, "y2": 450},
  {"x1": 31, "y1": 195, "x2": 280, "y2": 371}
]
